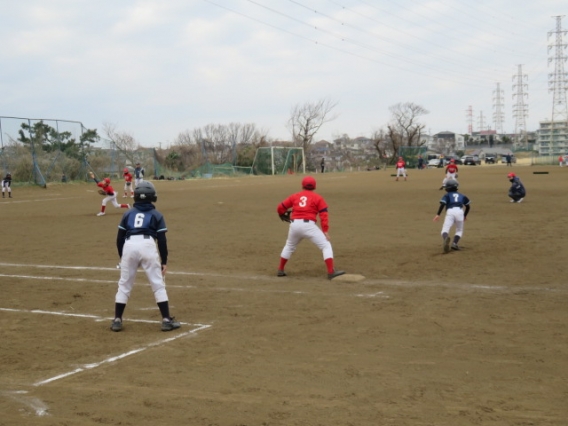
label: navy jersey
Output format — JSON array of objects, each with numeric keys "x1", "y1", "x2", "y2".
[
  {"x1": 440, "y1": 191, "x2": 470, "y2": 210},
  {"x1": 118, "y1": 203, "x2": 166, "y2": 239},
  {"x1": 509, "y1": 177, "x2": 526, "y2": 197}
]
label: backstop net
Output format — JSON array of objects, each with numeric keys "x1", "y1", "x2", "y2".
[
  {"x1": 398, "y1": 146, "x2": 428, "y2": 169},
  {"x1": 252, "y1": 147, "x2": 305, "y2": 175}
]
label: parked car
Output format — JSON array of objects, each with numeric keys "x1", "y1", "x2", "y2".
[
  {"x1": 444, "y1": 156, "x2": 463, "y2": 165},
  {"x1": 485, "y1": 155, "x2": 496, "y2": 164},
  {"x1": 461, "y1": 155, "x2": 481, "y2": 166},
  {"x1": 427, "y1": 158, "x2": 443, "y2": 168},
  {"x1": 501, "y1": 154, "x2": 517, "y2": 164}
]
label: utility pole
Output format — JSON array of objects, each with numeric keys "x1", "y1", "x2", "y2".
[
  {"x1": 512, "y1": 64, "x2": 529, "y2": 147},
  {"x1": 547, "y1": 15, "x2": 568, "y2": 155},
  {"x1": 493, "y1": 83, "x2": 505, "y2": 135}
]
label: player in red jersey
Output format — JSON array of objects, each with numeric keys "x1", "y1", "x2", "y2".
[
  {"x1": 89, "y1": 172, "x2": 130, "y2": 216},
  {"x1": 123, "y1": 168, "x2": 134, "y2": 198},
  {"x1": 395, "y1": 157, "x2": 407, "y2": 181},
  {"x1": 276, "y1": 176, "x2": 345, "y2": 280},
  {"x1": 440, "y1": 159, "x2": 459, "y2": 190}
]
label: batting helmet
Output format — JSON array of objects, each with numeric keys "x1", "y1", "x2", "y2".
[
  {"x1": 123, "y1": 168, "x2": 129, "y2": 173},
  {"x1": 134, "y1": 181, "x2": 157, "y2": 203},
  {"x1": 302, "y1": 176, "x2": 316, "y2": 190},
  {"x1": 103, "y1": 177, "x2": 111, "y2": 185},
  {"x1": 444, "y1": 179, "x2": 459, "y2": 192}
]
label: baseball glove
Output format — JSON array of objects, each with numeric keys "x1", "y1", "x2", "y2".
[
  {"x1": 98, "y1": 189, "x2": 106, "y2": 196},
  {"x1": 279, "y1": 211, "x2": 292, "y2": 223}
]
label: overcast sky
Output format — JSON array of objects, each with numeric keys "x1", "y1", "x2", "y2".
[{"x1": 1, "y1": 1, "x2": 566, "y2": 147}]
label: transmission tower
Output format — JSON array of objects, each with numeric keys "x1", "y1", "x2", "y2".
[
  {"x1": 547, "y1": 15, "x2": 568, "y2": 154},
  {"x1": 478, "y1": 111, "x2": 486, "y2": 132},
  {"x1": 492, "y1": 83, "x2": 505, "y2": 134},
  {"x1": 465, "y1": 105, "x2": 473, "y2": 134},
  {"x1": 512, "y1": 64, "x2": 529, "y2": 146}
]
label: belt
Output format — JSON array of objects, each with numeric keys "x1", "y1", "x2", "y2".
[
  {"x1": 126, "y1": 234, "x2": 152, "y2": 240},
  {"x1": 291, "y1": 219, "x2": 314, "y2": 223}
]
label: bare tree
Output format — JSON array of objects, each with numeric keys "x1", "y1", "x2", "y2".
[
  {"x1": 371, "y1": 129, "x2": 391, "y2": 168},
  {"x1": 386, "y1": 102, "x2": 429, "y2": 161},
  {"x1": 288, "y1": 98, "x2": 338, "y2": 153},
  {"x1": 103, "y1": 123, "x2": 140, "y2": 165}
]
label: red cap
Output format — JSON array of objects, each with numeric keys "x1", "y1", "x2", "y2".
[
  {"x1": 507, "y1": 172, "x2": 516, "y2": 179},
  {"x1": 302, "y1": 176, "x2": 316, "y2": 190}
]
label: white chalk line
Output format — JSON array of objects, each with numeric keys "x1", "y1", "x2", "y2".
[
  {"x1": 1, "y1": 390, "x2": 49, "y2": 416},
  {"x1": 0, "y1": 270, "x2": 393, "y2": 299},
  {"x1": 0, "y1": 311, "x2": 210, "y2": 418},
  {"x1": 33, "y1": 324, "x2": 211, "y2": 387},
  {"x1": 0, "y1": 197, "x2": 77, "y2": 205},
  {"x1": 1, "y1": 307, "x2": 211, "y2": 405},
  {"x1": 0, "y1": 261, "x2": 560, "y2": 295}
]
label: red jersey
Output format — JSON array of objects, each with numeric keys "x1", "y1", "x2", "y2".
[
  {"x1": 277, "y1": 190, "x2": 330, "y2": 232},
  {"x1": 396, "y1": 160, "x2": 406, "y2": 169},
  {"x1": 124, "y1": 172, "x2": 133, "y2": 183},
  {"x1": 97, "y1": 181, "x2": 116, "y2": 196},
  {"x1": 445, "y1": 164, "x2": 458, "y2": 174}
]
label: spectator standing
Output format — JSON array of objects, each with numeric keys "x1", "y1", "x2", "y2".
[
  {"x1": 417, "y1": 155, "x2": 424, "y2": 170},
  {"x1": 320, "y1": 158, "x2": 325, "y2": 173}
]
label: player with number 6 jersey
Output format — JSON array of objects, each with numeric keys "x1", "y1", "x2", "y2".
[
  {"x1": 111, "y1": 181, "x2": 180, "y2": 332},
  {"x1": 276, "y1": 176, "x2": 345, "y2": 280}
]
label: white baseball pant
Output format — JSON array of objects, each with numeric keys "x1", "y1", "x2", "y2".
[
  {"x1": 442, "y1": 172, "x2": 457, "y2": 186},
  {"x1": 280, "y1": 220, "x2": 333, "y2": 260},
  {"x1": 396, "y1": 168, "x2": 406, "y2": 178},
  {"x1": 441, "y1": 207, "x2": 465, "y2": 238},
  {"x1": 115, "y1": 235, "x2": 168, "y2": 304},
  {"x1": 102, "y1": 193, "x2": 123, "y2": 208}
]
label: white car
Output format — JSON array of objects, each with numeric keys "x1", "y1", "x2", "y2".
[{"x1": 427, "y1": 159, "x2": 442, "y2": 168}]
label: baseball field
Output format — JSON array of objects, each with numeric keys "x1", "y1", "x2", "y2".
[{"x1": 1, "y1": 163, "x2": 566, "y2": 426}]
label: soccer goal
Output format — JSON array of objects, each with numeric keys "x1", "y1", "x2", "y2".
[{"x1": 252, "y1": 146, "x2": 305, "y2": 175}]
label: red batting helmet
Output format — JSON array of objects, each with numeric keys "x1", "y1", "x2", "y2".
[
  {"x1": 302, "y1": 176, "x2": 316, "y2": 190},
  {"x1": 103, "y1": 177, "x2": 111, "y2": 184},
  {"x1": 123, "y1": 168, "x2": 129, "y2": 173}
]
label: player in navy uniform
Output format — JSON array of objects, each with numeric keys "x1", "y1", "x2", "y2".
[
  {"x1": 2, "y1": 173, "x2": 12, "y2": 198},
  {"x1": 111, "y1": 181, "x2": 180, "y2": 332},
  {"x1": 433, "y1": 179, "x2": 471, "y2": 253},
  {"x1": 507, "y1": 172, "x2": 526, "y2": 203}
]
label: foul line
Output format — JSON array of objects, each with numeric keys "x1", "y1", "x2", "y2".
[{"x1": 0, "y1": 261, "x2": 560, "y2": 295}]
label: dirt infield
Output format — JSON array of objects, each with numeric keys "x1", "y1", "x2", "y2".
[{"x1": 1, "y1": 164, "x2": 567, "y2": 425}]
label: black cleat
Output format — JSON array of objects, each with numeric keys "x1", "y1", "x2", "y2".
[
  {"x1": 451, "y1": 243, "x2": 460, "y2": 251},
  {"x1": 277, "y1": 270, "x2": 287, "y2": 277},
  {"x1": 110, "y1": 319, "x2": 123, "y2": 332},
  {"x1": 161, "y1": 317, "x2": 181, "y2": 332},
  {"x1": 328, "y1": 270, "x2": 346, "y2": 280},
  {"x1": 443, "y1": 237, "x2": 451, "y2": 253}
]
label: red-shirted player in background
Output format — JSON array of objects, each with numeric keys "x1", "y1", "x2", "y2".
[
  {"x1": 395, "y1": 156, "x2": 407, "y2": 181},
  {"x1": 89, "y1": 172, "x2": 130, "y2": 216},
  {"x1": 276, "y1": 176, "x2": 345, "y2": 280},
  {"x1": 123, "y1": 168, "x2": 134, "y2": 198},
  {"x1": 440, "y1": 159, "x2": 459, "y2": 190}
]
